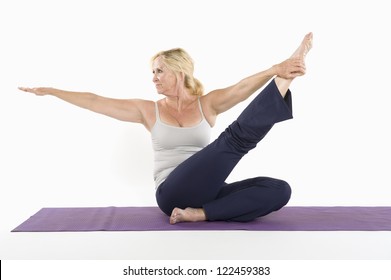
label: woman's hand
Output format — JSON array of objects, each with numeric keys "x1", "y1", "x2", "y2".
[
  {"x1": 18, "y1": 87, "x2": 53, "y2": 96},
  {"x1": 273, "y1": 57, "x2": 306, "y2": 79}
]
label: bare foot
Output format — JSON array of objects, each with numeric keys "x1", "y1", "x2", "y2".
[
  {"x1": 274, "y1": 32, "x2": 313, "y2": 97},
  {"x1": 291, "y1": 32, "x2": 313, "y2": 59},
  {"x1": 169, "y1": 207, "x2": 207, "y2": 224}
]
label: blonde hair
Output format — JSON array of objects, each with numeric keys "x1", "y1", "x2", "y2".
[{"x1": 151, "y1": 48, "x2": 204, "y2": 96}]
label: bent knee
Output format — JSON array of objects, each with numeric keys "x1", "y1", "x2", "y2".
[{"x1": 273, "y1": 179, "x2": 292, "y2": 206}]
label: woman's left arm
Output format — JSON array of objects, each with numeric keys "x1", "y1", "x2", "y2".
[{"x1": 202, "y1": 57, "x2": 304, "y2": 118}]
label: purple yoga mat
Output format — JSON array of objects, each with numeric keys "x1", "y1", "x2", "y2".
[{"x1": 11, "y1": 206, "x2": 391, "y2": 232}]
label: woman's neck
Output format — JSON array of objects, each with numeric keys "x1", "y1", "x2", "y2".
[{"x1": 164, "y1": 90, "x2": 197, "y2": 112}]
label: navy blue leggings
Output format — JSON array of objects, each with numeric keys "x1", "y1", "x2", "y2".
[{"x1": 155, "y1": 79, "x2": 293, "y2": 222}]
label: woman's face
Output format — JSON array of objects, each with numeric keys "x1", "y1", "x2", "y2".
[{"x1": 152, "y1": 57, "x2": 178, "y2": 96}]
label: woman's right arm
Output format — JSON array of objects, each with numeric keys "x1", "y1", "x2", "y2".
[{"x1": 18, "y1": 87, "x2": 155, "y2": 129}]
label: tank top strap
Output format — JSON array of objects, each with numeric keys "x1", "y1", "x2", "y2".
[
  {"x1": 197, "y1": 97, "x2": 206, "y2": 120},
  {"x1": 154, "y1": 102, "x2": 161, "y2": 121}
]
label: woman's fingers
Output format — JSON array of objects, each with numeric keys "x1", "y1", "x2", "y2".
[{"x1": 18, "y1": 87, "x2": 47, "y2": 95}]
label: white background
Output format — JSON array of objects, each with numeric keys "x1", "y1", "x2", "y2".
[{"x1": 1, "y1": 0, "x2": 390, "y2": 261}]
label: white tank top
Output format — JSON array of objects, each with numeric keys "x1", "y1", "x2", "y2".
[{"x1": 151, "y1": 99, "x2": 211, "y2": 188}]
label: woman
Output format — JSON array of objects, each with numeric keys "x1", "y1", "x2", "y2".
[{"x1": 19, "y1": 32, "x2": 313, "y2": 224}]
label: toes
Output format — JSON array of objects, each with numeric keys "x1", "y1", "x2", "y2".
[
  {"x1": 170, "y1": 213, "x2": 177, "y2": 224},
  {"x1": 169, "y1": 208, "x2": 181, "y2": 224}
]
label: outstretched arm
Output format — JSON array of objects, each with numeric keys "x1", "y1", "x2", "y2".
[
  {"x1": 202, "y1": 57, "x2": 305, "y2": 117},
  {"x1": 18, "y1": 87, "x2": 155, "y2": 129}
]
